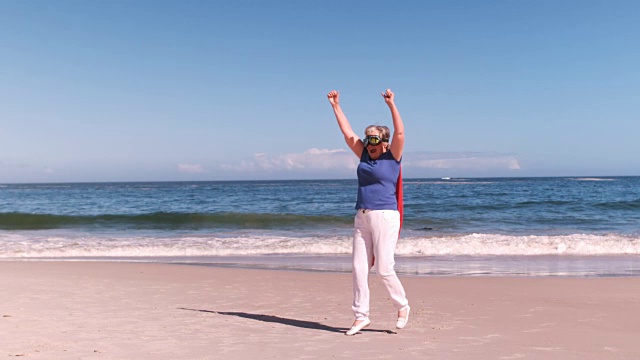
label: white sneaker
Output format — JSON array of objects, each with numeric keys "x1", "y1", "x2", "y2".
[
  {"x1": 396, "y1": 305, "x2": 410, "y2": 329},
  {"x1": 345, "y1": 318, "x2": 371, "y2": 336}
]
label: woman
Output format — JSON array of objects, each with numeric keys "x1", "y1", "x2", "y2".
[{"x1": 327, "y1": 89, "x2": 409, "y2": 336}]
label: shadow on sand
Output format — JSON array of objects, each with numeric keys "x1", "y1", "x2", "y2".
[{"x1": 178, "y1": 308, "x2": 395, "y2": 335}]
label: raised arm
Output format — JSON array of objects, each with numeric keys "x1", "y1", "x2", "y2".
[
  {"x1": 382, "y1": 89, "x2": 404, "y2": 161},
  {"x1": 327, "y1": 90, "x2": 364, "y2": 157}
]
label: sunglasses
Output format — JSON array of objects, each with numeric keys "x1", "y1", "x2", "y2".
[{"x1": 363, "y1": 135, "x2": 388, "y2": 147}]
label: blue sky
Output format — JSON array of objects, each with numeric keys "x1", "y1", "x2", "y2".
[{"x1": 1, "y1": 0, "x2": 639, "y2": 182}]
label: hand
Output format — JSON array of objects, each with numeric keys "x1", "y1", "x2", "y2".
[
  {"x1": 381, "y1": 88, "x2": 395, "y2": 105},
  {"x1": 327, "y1": 90, "x2": 340, "y2": 106}
]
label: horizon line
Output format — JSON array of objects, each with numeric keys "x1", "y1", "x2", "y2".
[{"x1": 2, "y1": 175, "x2": 639, "y2": 186}]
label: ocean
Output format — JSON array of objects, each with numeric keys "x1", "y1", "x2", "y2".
[{"x1": 1, "y1": 177, "x2": 639, "y2": 276}]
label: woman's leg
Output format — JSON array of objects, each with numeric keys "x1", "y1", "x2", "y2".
[
  {"x1": 369, "y1": 210, "x2": 408, "y2": 310},
  {"x1": 352, "y1": 211, "x2": 374, "y2": 320}
]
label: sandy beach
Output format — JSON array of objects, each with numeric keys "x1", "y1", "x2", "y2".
[{"x1": 1, "y1": 261, "x2": 639, "y2": 359}]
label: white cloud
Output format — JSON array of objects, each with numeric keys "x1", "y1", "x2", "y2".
[
  {"x1": 220, "y1": 149, "x2": 521, "y2": 177},
  {"x1": 177, "y1": 163, "x2": 205, "y2": 173},
  {"x1": 221, "y1": 148, "x2": 358, "y2": 172},
  {"x1": 405, "y1": 152, "x2": 521, "y2": 170}
]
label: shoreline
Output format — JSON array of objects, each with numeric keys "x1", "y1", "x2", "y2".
[
  {"x1": 2, "y1": 261, "x2": 640, "y2": 359},
  {"x1": 2, "y1": 253, "x2": 640, "y2": 277}
]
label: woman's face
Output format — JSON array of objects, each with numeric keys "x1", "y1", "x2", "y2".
[{"x1": 364, "y1": 129, "x2": 386, "y2": 160}]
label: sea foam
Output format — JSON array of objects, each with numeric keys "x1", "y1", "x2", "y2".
[{"x1": 1, "y1": 232, "x2": 638, "y2": 258}]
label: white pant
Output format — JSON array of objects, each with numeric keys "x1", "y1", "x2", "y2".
[{"x1": 352, "y1": 210, "x2": 408, "y2": 320}]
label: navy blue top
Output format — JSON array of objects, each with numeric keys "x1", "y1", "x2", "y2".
[{"x1": 355, "y1": 150, "x2": 401, "y2": 210}]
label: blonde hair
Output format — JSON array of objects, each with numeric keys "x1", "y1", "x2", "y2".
[{"x1": 364, "y1": 125, "x2": 390, "y2": 142}]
